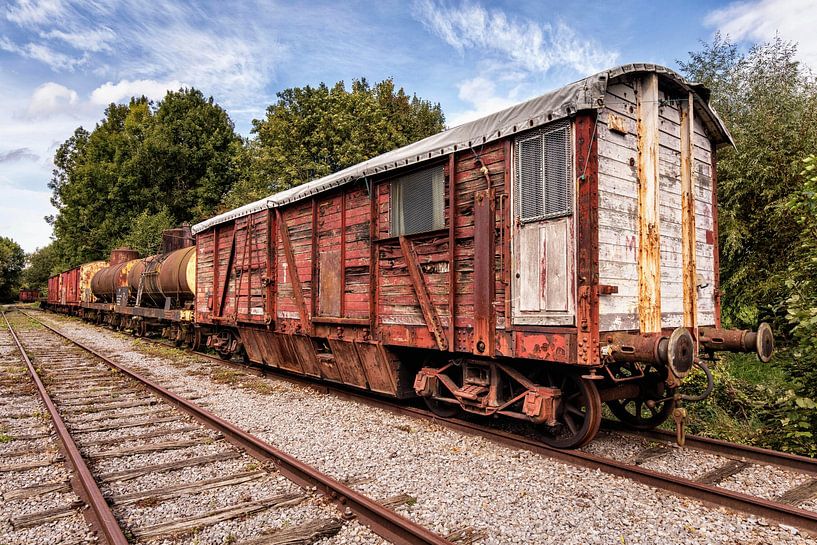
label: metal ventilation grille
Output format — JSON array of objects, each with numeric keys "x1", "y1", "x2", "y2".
[
  {"x1": 391, "y1": 166, "x2": 444, "y2": 236},
  {"x1": 515, "y1": 121, "x2": 572, "y2": 222}
]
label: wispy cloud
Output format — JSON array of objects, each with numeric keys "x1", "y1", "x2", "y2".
[
  {"x1": 705, "y1": 0, "x2": 817, "y2": 68},
  {"x1": 2, "y1": 0, "x2": 284, "y2": 107},
  {"x1": 411, "y1": 0, "x2": 618, "y2": 126},
  {"x1": 412, "y1": 0, "x2": 618, "y2": 75},
  {"x1": 5, "y1": 0, "x2": 64, "y2": 26},
  {"x1": 0, "y1": 147, "x2": 39, "y2": 162},
  {"x1": 0, "y1": 35, "x2": 86, "y2": 70}
]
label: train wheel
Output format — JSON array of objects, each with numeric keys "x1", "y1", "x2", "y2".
[
  {"x1": 191, "y1": 328, "x2": 203, "y2": 351},
  {"x1": 606, "y1": 366, "x2": 675, "y2": 430},
  {"x1": 539, "y1": 372, "x2": 601, "y2": 449},
  {"x1": 423, "y1": 397, "x2": 460, "y2": 418},
  {"x1": 607, "y1": 396, "x2": 675, "y2": 430}
]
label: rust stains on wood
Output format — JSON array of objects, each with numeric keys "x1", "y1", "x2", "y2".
[
  {"x1": 473, "y1": 188, "x2": 496, "y2": 355},
  {"x1": 680, "y1": 92, "x2": 698, "y2": 329},
  {"x1": 399, "y1": 236, "x2": 448, "y2": 351},
  {"x1": 277, "y1": 208, "x2": 310, "y2": 331},
  {"x1": 575, "y1": 112, "x2": 600, "y2": 364},
  {"x1": 635, "y1": 74, "x2": 662, "y2": 334},
  {"x1": 447, "y1": 153, "x2": 457, "y2": 349}
]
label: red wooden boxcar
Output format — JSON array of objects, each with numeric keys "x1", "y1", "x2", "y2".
[
  {"x1": 188, "y1": 64, "x2": 772, "y2": 447},
  {"x1": 18, "y1": 289, "x2": 39, "y2": 303}
]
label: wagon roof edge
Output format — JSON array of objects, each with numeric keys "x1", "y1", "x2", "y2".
[{"x1": 193, "y1": 63, "x2": 730, "y2": 234}]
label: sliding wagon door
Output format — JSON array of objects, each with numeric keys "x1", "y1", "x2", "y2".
[{"x1": 512, "y1": 122, "x2": 575, "y2": 326}]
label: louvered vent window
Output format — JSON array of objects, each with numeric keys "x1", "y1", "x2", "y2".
[
  {"x1": 391, "y1": 165, "x2": 444, "y2": 236},
  {"x1": 515, "y1": 121, "x2": 572, "y2": 222}
]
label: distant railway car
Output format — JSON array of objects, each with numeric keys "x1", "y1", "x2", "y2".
[
  {"x1": 81, "y1": 226, "x2": 196, "y2": 337},
  {"x1": 190, "y1": 64, "x2": 773, "y2": 448},
  {"x1": 18, "y1": 288, "x2": 39, "y2": 303}
]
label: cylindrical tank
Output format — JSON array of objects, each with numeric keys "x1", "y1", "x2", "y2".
[
  {"x1": 109, "y1": 248, "x2": 139, "y2": 266},
  {"x1": 91, "y1": 259, "x2": 140, "y2": 303},
  {"x1": 129, "y1": 247, "x2": 197, "y2": 307}
]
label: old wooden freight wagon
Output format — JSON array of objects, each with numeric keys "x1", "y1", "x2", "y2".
[{"x1": 192, "y1": 64, "x2": 772, "y2": 448}]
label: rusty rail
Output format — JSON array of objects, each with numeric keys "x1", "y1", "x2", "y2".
[
  {"x1": 19, "y1": 310, "x2": 453, "y2": 545},
  {"x1": 138, "y1": 334, "x2": 817, "y2": 534},
  {"x1": 2, "y1": 311, "x2": 130, "y2": 545}
]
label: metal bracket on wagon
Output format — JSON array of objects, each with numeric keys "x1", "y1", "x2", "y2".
[
  {"x1": 698, "y1": 323, "x2": 774, "y2": 363},
  {"x1": 413, "y1": 362, "x2": 560, "y2": 425},
  {"x1": 601, "y1": 327, "x2": 695, "y2": 378}
]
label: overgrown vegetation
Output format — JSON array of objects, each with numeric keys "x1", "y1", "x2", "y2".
[
  {"x1": 679, "y1": 35, "x2": 817, "y2": 455},
  {"x1": 0, "y1": 236, "x2": 25, "y2": 302}
]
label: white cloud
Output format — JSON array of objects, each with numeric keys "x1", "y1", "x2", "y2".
[
  {"x1": 447, "y1": 76, "x2": 521, "y2": 127},
  {"x1": 5, "y1": 0, "x2": 64, "y2": 26},
  {"x1": 26, "y1": 82, "x2": 79, "y2": 118},
  {"x1": 705, "y1": 0, "x2": 817, "y2": 68},
  {"x1": 90, "y1": 79, "x2": 185, "y2": 105},
  {"x1": 412, "y1": 0, "x2": 618, "y2": 74},
  {"x1": 42, "y1": 27, "x2": 115, "y2": 53},
  {"x1": 0, "y1": 185, "x2": 55, "y2": 252}
]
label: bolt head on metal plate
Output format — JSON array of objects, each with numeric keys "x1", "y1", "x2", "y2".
[
  {"x1": 667, "y1": 327, "x2": 694, "y2": 378},
  {"x1": 756, "y1": 322, "x2": 774, "y2": 363}
]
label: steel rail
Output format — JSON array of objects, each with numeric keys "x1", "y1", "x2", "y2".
[
  {"x1": 131, "y1": 333, "x2": 817, "y2": 534},
  {"x1": 19, "y1": 310, "x2": 453, "y2": 545},
  {"x1": 2, "y1": 311, "x2": 130, "y2": 545},
  {"x1": 601, "y1": 419, "x2": 817, "y2": 476},
  {"x1": 33, "y1": 310, "x2": 817, "y2": 535}
]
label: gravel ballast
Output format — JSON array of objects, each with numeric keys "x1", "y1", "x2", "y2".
[{"x1": 30, "y1": 310, "x2": 817, "y2": 544}]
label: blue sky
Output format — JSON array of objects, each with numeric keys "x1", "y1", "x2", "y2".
[{"x1": 0, "y1": 0, "x2": 815, "y2": 252}]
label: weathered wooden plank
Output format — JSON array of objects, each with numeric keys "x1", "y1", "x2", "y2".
[
  {"x1": 89, "y1": 437, "x2": 218, "y2": 459},
  {"x1": 635, "y1": 73, "x2": 662, "y2": 333},
  {"x1": 97, "y1": 451, "x2": 242, "y2": 482},
  {"x1": 240, "y1": 518, "x2": 343, "y2": 545},
  {"x1": 110, "y1": 470, "x2": 266, "y2": 506},
  {"x1": 3, "y1": 480, "x2": 71, "y2": 501},
  {"x1": 132, "y1": 493, "x2": 305, "y2": 539},
  {"x1": 11, "y1": 500, "x2": 84, "y2": 529}
]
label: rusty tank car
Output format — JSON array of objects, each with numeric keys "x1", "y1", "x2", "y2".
[{"x1": 47, "y1": 65, "x2": 774, "y2": 448}]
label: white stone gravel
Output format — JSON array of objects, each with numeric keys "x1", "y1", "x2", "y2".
[
  {"x1": 720, "y1": 464, "x2": 814, "y2": 500},
  {"x1": 32, "y1": 311, "x2": 817, "y2": 544},
  {"x1": 0, "y1": 314, "x2": 98, "y2": 545}
]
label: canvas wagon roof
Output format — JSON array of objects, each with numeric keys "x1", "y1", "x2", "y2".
[{"x1": 193, "y1": 63, "x2": 732, "y2": 234}]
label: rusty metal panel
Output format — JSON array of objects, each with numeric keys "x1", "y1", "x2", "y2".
[
  {"x1": 355, "y1": 342, "x2": 397, "y2": 395},
  {"x1": 239, "y1": 328, "x2": 265, "y2": 364},
  {"x1": 318, "y1": 250, "x2": 342, "y2": 317},
  {"x1": 574, "y1": 112, "x2": 600, "y2": 363},
  {"x1": 473, "y1": 189, "x2": 495, "y2": 355},
  {"x1": 275, "y1": 335, "x2": 306, "y2": 374},
  {"x1": 288, "y1": 335, "x2": 322, "y2": 378},
  {"x1": 327, "y1": 338, "x2": 368, "y2": 388},
  {"x1": 513, "y1": 331, "x2": 574, "y2": 363},
  {"x1": 635, "y1": 74, "x2": 662, "y2": 333}
]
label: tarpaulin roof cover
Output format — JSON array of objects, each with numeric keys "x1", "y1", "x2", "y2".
[{"x1": 193, "y1": 63, "x2": 732, "y2": 234}]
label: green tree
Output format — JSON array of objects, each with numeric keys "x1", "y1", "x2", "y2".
[
  {"x1": 21, "y1": 243, "x2": 60, "y2": 291},
  {"x1": 0, "y1": 236, "x2": 25, "y2": 302},
  {"x1": 679, "y1": 34, "x2": 817, "y2": 328},
  {"x1": 116, "y1": 207, "x2": 175, "y2": 257},
  {"x1": 49, "y1": 89, "x2": 241, "y2": 266},
  {"x1": 226, "y1": 77, "x2": 444, "y2": 208}
]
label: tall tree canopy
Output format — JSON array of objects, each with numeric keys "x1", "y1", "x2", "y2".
[
  {"x1": 0, "y1": 236, "x2": 25, "y2": 302},
  {"x1": 679, "y1": 34, "x2": 817, "y2": 327},
  {"x1": 21, "y1": 243, "x2": 60, "y2": 291},
  {"x1": 224, "y1": 78, "x2": 444, "y2": 208},
  {"x1": 49, "y1": 89, "x2": 241, "y2": 267}
]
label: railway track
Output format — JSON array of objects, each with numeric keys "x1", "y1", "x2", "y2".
[
  {"x1": 24, "y1": 308, "x2": 817, "y2": 537},
  {"x1": 1, "y1": 309, "x2": 458, "y2": 545}
]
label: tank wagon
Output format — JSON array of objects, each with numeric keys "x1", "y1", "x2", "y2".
[{"x1": 45, "y1": 64, "x2": 774, "y2": 448}]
